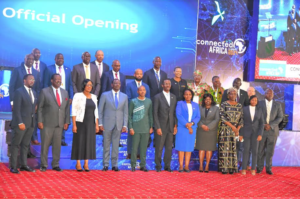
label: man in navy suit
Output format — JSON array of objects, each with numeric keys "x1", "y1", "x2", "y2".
[
  {"x1": 125, "y1": 69, "x2": 150, "y2": 159},
  {"x1": 142, "y1": 56, "x2": 168, "y2": 99},
  {"x1": 10, "y1": 74, "x2": 37, "y2": 174},
  {"x1": 9, "y1": 54, "x2": 41, "y2": 152},
  {"x1": 43, "y1": 53, "x2": 73, "y2": 146},
  {"x1": 101, "y1": 60, "x2": 126, "y2": 94},
  {"x1": 288, "y1": 19, "x2": 297, "y2": 56},
  {"x1": 91, "y1": 50, "x2": 109, "y2": 96}
]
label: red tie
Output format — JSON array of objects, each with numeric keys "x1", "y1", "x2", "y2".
[
  {"x1": 115, "y1": 72, "x2": 118, "y2": 79},
  {"x1": 35, "y1": 62, "x2": 39, "y2": 71},
  {"x1": 56, "y1": 89, "x2": 61, "y2": 107},
  {"x1": 27, "y1": 68, "x2": 31, "y2": 74}
]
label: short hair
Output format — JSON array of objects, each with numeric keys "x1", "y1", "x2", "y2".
[
  {"x1": 249, "y1": 95, "x2": 258, "y2": 105},
  {"x1": 95, "y1": 50, "x2": 103, "y2": 55},
  {"x1": 51, "y1": 73, "x2": 61, "y2": 80},
  {"x1": 201, "y1": 93, "x2": 216, "y2": 107},
  {"x1": 24, "y1": 54, "x2": 33, "y2": 60},
  {"x1": 174, "y1": 66, "x2": 182, "y2": 71},
  {"x1": 81, "y1": 79, "x2": 93, "y2": 91},
  {"x1": 212, "y1": 76, "x2": 219, "y2": 82},
  {"x1": 233, "y1": 77, "x2": 241, "y2": 83},
  {"x1": 111, "y1": 78, "x2": 120, "y2": 84},
  {"x1": 227, "y1": 87, "x2": 237, "y2": 95},
  {"x1": 162, "y1": 78, "x2": 171, "y2": 85},
  {"x1": 23, "y1": 74, "x2": 33, "y2": 80},
  {"x1": 112, "y1": 60, "x2": 120, "y2": 65},
  {"x1": 153, "y1": 56, "x2": 161, "y2": 61},
  {"x1": 182, "y1": 88, "x2": 194, "y2": 102},
  {"x1": 265, "y1": 88, "x2": 274, "y2": 94},
  {"x1": 134, "y1": 68, "x2": 143, "y2": 73},
  {"x1": 138, "y1": 85, "x2": 146, "y2": 91},
  {"x1": 31, "y1": 48, "x2": 39, "y2": 53},
  {"x1": 55, "y1": 53, "x2": 63, "y2": 59}
]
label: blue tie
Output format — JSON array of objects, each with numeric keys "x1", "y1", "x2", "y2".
[
  {"x1": 155, "y1": 71, "x2": 160, "y2": 88},
  {"x1": 115, "y1": 93, "x2": 118, "y2": 108}
]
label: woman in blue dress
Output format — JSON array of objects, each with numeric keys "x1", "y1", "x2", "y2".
[{"x1": 175, "y1": 89, "x2": 201, "y2": 172}]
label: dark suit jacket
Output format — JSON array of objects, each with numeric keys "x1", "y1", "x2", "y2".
[
  {"x1": 289, "y1": 23, "x2": 297, "y2": 40},
  {"x1": 21, "y1": 61, "x2": 46, "y2": 88},
  {"x1": 240, "y1": 106, "x2": 264, "y2": 138},
  {"x1": 258, "y1": 100, "x2": 283, "y2": 137},
  {"x1": 71, "y1": 63, "x2": 101, "y2": 96},
  {"x1": 9, "y1": 66, "x2": 40, "y2": 103},
  {"x1": 126, "y1": 80, "x2": 150, "y2": 103},
  {"x1": 221, "y1": 88, "x2": 249, "y2": 106},
  {"x1": 153, "y1": 92, "x2": 177, "y2": 133},
  {"x1": 43, "y1": 64, "x2": 73, "y2": 98},
  {"x1": 100, "y1": 70, "x2": 126, "y2": 94},
  {"x1": 11, "y1": 86, "x2": 37, "y2": 128},
  {"x1": 296, "y1": 11, "x2": 300, "y2": 24},
  {"x1": 142, "y1": 68, "x2": 168, "y2": 99},
  {"x1": 287, "y1": 13, "x2": 295, "y2": 29},
  {"x1": 38, "y1": 87, "x2": 70, "y2": 128},
  {"x1": 90, "y1": 61, "x2": 109, "y2": 75}
]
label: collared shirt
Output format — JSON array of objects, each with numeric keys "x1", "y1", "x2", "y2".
[
  {"x1": 135, "y1": 80, "x2": 142, "y2": 88},
  {"x1": 55, "y1": 64, "x2": 66, "y2": 90},
  {"x1": 163, "y1": 90, "x2": 170, "y2": 106},
  {"x1": 24, "y1": 64, "x2": 32, "y2": 74},
  {"x1": 83, "y1": 63, "x2": 91, "y2": 79},
  {"x1": 249, "y1": 105, "x2": 255, "y2": 121},
  {"x1": 33, "y1": 60, "x2": 40, "y2": 71},
  {"x1": 24, "y1": 85, "x2": 34, "y2": 103},
  {"x1": 265, "y1": 99, "x2": 273, "y2": 124},
  {"x1": 112, "y1": 89, "x2": 120, "y2": 102},
  {"x1": 95, "y1": 60, "x2": 103, "y2": 78},
  {"x1": 187, "y1": 103, "x2": 192, "y2": 122},
  {"x1": 52, "y1": 86, "x2": 62, "y2": 104},
  {"x1": 112, "y1": 70, "x2": 120, "y2": 80},
  {"x1": 153, "y1": 68, "x2": 160, "y2": 81}
]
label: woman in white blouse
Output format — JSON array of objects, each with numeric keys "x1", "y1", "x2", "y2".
[
  {"x1": 71, "y1": 79, "x2": 99, "y2": 172},
  {"x1": 239, "y1": 95, "x2": 264, "y2": 175}
]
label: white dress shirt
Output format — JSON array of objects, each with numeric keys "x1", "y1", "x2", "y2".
[
  {"x1": 83, "y1": 63, "x2": 91, "y2": 79},
  {"x1": 95, "y1": 60, "x2": 103, "y2": 78},
  {"x1": 135, "y1": 80, "x2": 142, "y2": 88},
  {"x1": 112, "y1": 70, "x2": 120, "y2": 80},
  {"x1": 55, "y1": 64, "x2": 66, "y2": 90},
  {"x1": 265, "y1": 99, "x2": 273, "y2": 124},
  {"x1": 24, "y1": 64, "x2": 32, "y2": 74},
  {"x1": 249, "y1": 105, "x2": 255, "y2": 121},
  {"x1": 153, "y1": 68, "x2": 160, "y2": 81},
  {"x1": 163, "y1": 90, "x2": 170, "y2": 106},
  {"x1": 187, "y1": 103, "x2": 193, "y2": 122},
  {"x1": 112, "y1": 89, "x2": 120, "y2": 102},
  {"x1": 52, "y1": 86, "x2": 62, "y2": 104},
  {"x1": 24, "y1": 85, "x2": 34, "y2": 103},
  {"x1": 33, "y1": 60, "x2": 40, "y2": 71}
]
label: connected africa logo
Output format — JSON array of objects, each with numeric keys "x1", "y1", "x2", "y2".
[{"x1": 211, "y1": 1, "x2": 225, "y2": 25}]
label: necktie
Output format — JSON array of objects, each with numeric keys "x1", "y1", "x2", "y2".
[
  {"x1": 115, "y1": 72, "x2": 118, "y2": 79},
  {"x1": 236, "y1": 92, "x2": 240, "y2": 102},
  {"x1": 35, "y1": 62, "x2": 39, "y2": 71},
  {"x1": 28, "y1": 88, "x2": 33, "y2": 104},
  {"x1": 56, "y1": 89, "x2": 61, "y2": 107},
  {"x1": 155, "y1": 71, "x2": 160, "y2": 88},
  {"x1": 27, "y1": 68, "x2": 31, "y2": 74},
  {"x1": 266, "y1": 102, "x2": 271, "y2": 124},
  {"x1": 58, "y1": 66, "x2": 62, "y2": 74},
  {"x1": 98, "y1": 63, "x2": 102, "y2": 78},
  {"x1": 115, "y1": 93, "x2": 118, "y2": 108},
  {"x1": 138, "y1": 82, "x2": 140, "y2": 87},
  {"x1": 85, "y1": 65, "x2": 89, "y2": 79}
]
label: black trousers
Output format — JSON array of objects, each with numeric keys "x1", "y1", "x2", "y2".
[
  {"x1": 257, "y1": 132, "x2": 277, "y2": 171},
  {"x1": 242, "y1": 133, "x2": 259, "y2": 170},
  {"x1": 154, "y1": 130, "x2": 173, "y2": 169}
]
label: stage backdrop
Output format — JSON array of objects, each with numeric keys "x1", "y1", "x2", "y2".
[{"x1": 0, "y1": 0, "x2": 198, "y2": 78}]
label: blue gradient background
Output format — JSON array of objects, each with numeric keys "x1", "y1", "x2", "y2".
[{"x1": 0, "y1": 0, "x2": 198, "y2": 78}]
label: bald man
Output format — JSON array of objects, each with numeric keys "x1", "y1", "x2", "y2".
[{"x1": 247, "y1": 87, "x2": 256, "y2": 98}]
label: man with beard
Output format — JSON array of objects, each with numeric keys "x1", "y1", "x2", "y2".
[{"x1": 126, "y1": 69, "x2": 150, "y2": 159}]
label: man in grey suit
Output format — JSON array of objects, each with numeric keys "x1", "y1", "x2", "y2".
[
  {"x1": 98, "y1": 79, "x2": 128, "y2": 171},
  {"x1": 38, "y1": 74, "x2": 70, "y2": 172},
  {"x1": 153, "y1": 79, "x2": 177, "y2": 172},
  {"x1": 257, "y1": 89, "x2": 283, "y2": 175},
  {"x1": 10, "y1": 74, "x2": 37, "y2": 174},
  {"x1": 72, "y1": 52, "x2": 101, "y2": 96}
]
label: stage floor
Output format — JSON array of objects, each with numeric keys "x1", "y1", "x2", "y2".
[{"x1": 0, "y1": 163, "x2": 299, "y2": 198}]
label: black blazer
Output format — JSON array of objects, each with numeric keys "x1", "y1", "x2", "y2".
[
  {"x1": 11, "y1": 86, "x2": 37, "y2": 128},
  {"x1": 240, "y1": 106, "x2": 264, "y2": 138},
  {"x1": 153, "y1": 92, "x2": 177, "y2": 133},
  {"x1": 142, "y1": 68, "x2": 168, "y2": 99},
  {"x1": 21, "y1": 61, "x2": 47, "y2": 89},
  {"x1": 221, "y1": 89, "x2": 249, "y2": 107},
  {"x1": 9, "y1": 66, "x2": 40, "y2": 102},
  {"x1": 90, "y1": 61, "x2": 110, "y2": 74},
  {"x1": 100, "y1": 70, "x2": 126, "y2": 95}
]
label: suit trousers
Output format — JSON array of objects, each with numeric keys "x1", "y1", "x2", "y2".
[
  {"x1": 40, "y1": 127, "x2": 63, "y2": 168},
  {"x1": 257, "y1": 131, "x2": 277, "y2": 171},
  {"x1": 61, "y1": 130, "x2": 66, "y2": 143},
  {"x1": 236, "y1": 141, "x2": 244, "y2": 164},
  {"x1": 242, "y1": 133, "x2": 258, "y2": 170},
  {"x1": 31, "y1": 113, "x2": 38, "y2": 141},
  {"x1": 127, "y1": 133, "x2": 140, "y2": 155},
  {"x1": 131, "y1": 133, "x2": 150, "y2": 167},
  {"x1": 10, "y1": 126, "x2": 34, "y2": 169},
  {"x1": 103, "y1": 127, "x2": 121, "y2": 167},
  {"x1": 154, "y1": 130, "x2": 173, "y2": 169}
]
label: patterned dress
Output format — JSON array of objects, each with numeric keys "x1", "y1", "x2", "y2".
[
  {"x1": 218, "y1": 101, "x2": 243, "y2": 173},
  {"x1": 187, "y1": 82, "x2": 211, "y2": 104},
  {"x1": 208, "y1": 87, "x2": 224, "y2": 106}
]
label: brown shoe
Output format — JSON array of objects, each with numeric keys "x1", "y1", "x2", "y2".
[
  {"x1": 31, "y1": 140, "x2": 41, "y2": 145},
  {"x1": 241, "y1": 170, "x2": 246, "y2": 175},
  {"x1": 247, "y1": 166, "x2": 251, "y2": 171},
  {"x1": 251, "y1": 170, "x2": 256, "y2": 176}
]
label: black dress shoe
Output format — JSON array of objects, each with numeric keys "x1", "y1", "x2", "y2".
[
  {"x1": 183, "y1": 169, "x2": 191, "y2": 173},
  {"x1": 20, "y1": 166, "x2": 35, "y2": 172},
  {"x1": 222, "y1": 172, "x2": 228, "y2": 174},
  {"x1": 102, "y1": 166, "x2": 108, "y2": 171},
  {"x1": 112, "y1": 167, "x2": 120, "y2": 172},
  {"x1": 52, "y1": 167, "x2": 62, "y2": 172},
  {"x1": 27, "y1": 152, "x2": 36, "y2": 158},
  {"x1": 266, "y1": 170, "x2": 273, "y2": 175},
  {"x1": 61, "y1": 142, "x2": 68, "y2": 146},
  {"x1": 10, "y1": 168, "x2": 20, "y2": 174},
  {"x1": 131, "y1": 167, "x2": 135, "y2": 172},
  {"x1": 140, "y1": 167, "x2": 148, "y2": 172},
  {"x1": 199, "y1": 170, "x2": 203, "y2": 172},
  {"x1": 155, "y1": 167, "x2": 161, "y2": 172},
  {"x1": 257, "y1": 169, "x2": 262, "y2": 174},
  {"x1": 229, "y1": 171, "x2": 234, "y2": 175},
  {"x1": 40, "y1": 167, "x2": 47, "y2": 172},
  {"x1": 164, "y1": 168, "x2": 173, "y2": 172}
]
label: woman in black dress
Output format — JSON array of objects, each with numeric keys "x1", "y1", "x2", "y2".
[{"x1": 71, "y1": 79, "x2": 99, "y2": 171}]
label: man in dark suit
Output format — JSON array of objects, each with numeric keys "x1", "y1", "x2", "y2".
[
  {"x1": 43, "y1": 53, "x2": 73, "y2": 146},
  {"x1": 142, "y1": 56, "x2": 168, "y2": 99},
  {"x1": 288, "y1": 19, "x2": 297, "y2": 56},
  {"x1": 153, "y1": 79, "x2": 177, "y2": 172},
  {"x1": 125, "y1": 69, "x2": 150, "y2": 159},
  {"x1": 72, "y1": 52, "x2": 101, "y2": 96},
  {"x1": 101, "y1": 60, "x2": 126, "y2": 94},
  {"x1": 257, "y1": 89, "x2": 283, "y2": 175},
  {"x1": 10, "y1": 74, "x2": 37, "y2": 174},
  {"x1": 287, "y1": 9, "x2": 295, "y2": 31},
  {"x1": 91, "y1": 50, "x2": 109, "y2": 96},
  {"x1": 38, "y1": 74, "x2": 70, "y2": 172},
  {"x1": 9, "y1": 54, "x2": 41, "y2": 150},
  {"x1": 296, "y1": 20, "x2": 300, "y2": 52}
]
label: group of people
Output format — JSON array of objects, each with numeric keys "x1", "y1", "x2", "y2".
[
  {"x1": 9, "y1": 48, "x2": 283, "y2": 176},
  {"x1": 287, "y1": 5, "x2": 300, "y2": 55}
]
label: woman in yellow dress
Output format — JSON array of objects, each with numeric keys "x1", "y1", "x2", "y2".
[{"x1": 187, "y1": 70, "x2": 210, "y2": 105}]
